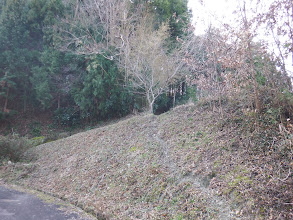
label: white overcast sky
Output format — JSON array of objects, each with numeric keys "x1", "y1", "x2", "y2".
[
  {"x1": 187, "y1": 0, "x2": 237, "y2": 35},
  {"x1": 187, "y1": 0, "x2": 267, "y2": 34}
]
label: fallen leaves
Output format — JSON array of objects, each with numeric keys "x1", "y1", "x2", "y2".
[{"x1": 0, "y1": 104, "x2": 292, "y2": 219}]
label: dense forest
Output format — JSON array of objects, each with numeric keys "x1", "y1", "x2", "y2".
[
  {"x1": 0, "y1": 0, "x2": 292, "y2": 132},
  {"x1": 0, "y1": 0, "x2": 193, "y2": 131}
]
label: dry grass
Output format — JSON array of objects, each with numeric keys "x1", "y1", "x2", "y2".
[{"x1": 0, "y1": 102, "x2": 292, "y2": 219}]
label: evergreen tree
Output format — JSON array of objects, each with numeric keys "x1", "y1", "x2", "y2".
[
  {"x1": 151, "y1": 0, "x2": 190, "y2": 45},
  {"x1": 0, "y1": 0, "x2": 33, "y2": 112},
  {"x1": 0, "y1": 0, "x2": 65, "y2": 112},
  {"x1": 73, "y1": 55, "x2": 133, "y2": 120}
]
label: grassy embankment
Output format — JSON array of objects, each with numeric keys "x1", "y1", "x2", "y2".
[{"x1": 0, "y1": 101, "x2": 292, "y2": 219}]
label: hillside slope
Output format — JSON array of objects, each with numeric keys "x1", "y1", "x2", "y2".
[{"x1": 1, "y1": 103, "x2": 292, "y2": 219}]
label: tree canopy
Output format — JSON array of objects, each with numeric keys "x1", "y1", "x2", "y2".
[{"x1": 0, "y1": 0, "x2": 292, "y2": 126}]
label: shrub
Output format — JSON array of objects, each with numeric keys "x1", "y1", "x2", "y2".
[
  {"x1": 0, "y1": 110, "x2": 18, "y2": 122},
  {"x1": 153, "y1": 84, "x2": 197, "y2": 115},
  {"x1": 275, "y1": 89, "x2": 293, "y2": 120},
  {"x1": 0, "y1": 135, "x2": 34, "y2": 162},
  {"x1": 153, "y1": 93, "x2": 172, "y2": 115},
  {"x1": 28, "y1": 121, "x2": 42, "y2": 137},
  {"x1": 54, "y1": 107, "x2": 81, "y2": 127},
  {"x1": 72, "y1": 55, "x2": 134, "y2": 121}
]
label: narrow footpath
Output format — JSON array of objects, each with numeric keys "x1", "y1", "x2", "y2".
[{"x1": 0, "y1": 186, "x2": 94, "y2": 220}]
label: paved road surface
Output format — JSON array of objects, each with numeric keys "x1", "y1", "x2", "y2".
[{"x1": 0, "y1": 186, "x2": 94, "y2": 220}]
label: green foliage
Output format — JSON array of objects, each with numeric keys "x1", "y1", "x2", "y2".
[
  {"x1": 28, "y1": 0, "x2": 64, "y2": 37},
  {"x1": 0, "y1": 110, "x2": 18, "y2": 122},
  {"x1": 175, "y1": 84, "x2": 197, "y2": 105},
  {"x1": 0, "y1": 0, "x2": 137, "y2": 125},
  {"x1": 186, "y1": 85, "x2": 197, "y2": 103},
  {"x1": 0, "y1": 111, "x2": 3, "y2": 121},
  {"x1": 273, "y1": 89, "x2": 293, "y2": 119},
  {"x1": 31, "y1": 136, "x2": 46, "y2": 146},
  {"x1": 153, "y1": 83, "x2": 196, "y2": 114},
  {"x1": 30, "y1": 67, "x2": 52, "y2": 108},
  {"x1": 153, "y1": 93, "x2": 172, "y2": 114},
  {"x1": 54, "y1": 107, "x2": 80, "y2": 127},
  {"x1": 73, "y1": 55, "x2": 133, "y2": 120},
  {"x1": 0, "y1": 0, "x2": 65, "y2": 112},
  {"x1": 255, "y1": 72, "x2": 266, "y2": 86},
  {"x1": 151, "y1": 0, "x2": 190, "y2": 47},
  {"x1": 30, "y1": 48, "x2": 82, "y2": 109},
  {"x1": 0, "y1": 0, "x2": 190, "y2": 124},
  {"x1": 28, "y1": 121, "x2": 42, "y2": 137},
  {"x1": 0, "y1": 0, "x2": 33, "y2": 108}
]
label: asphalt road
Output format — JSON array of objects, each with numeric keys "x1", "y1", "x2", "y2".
[{"x1": 0, "y1": 186, "x2": 94, "y2": 220}]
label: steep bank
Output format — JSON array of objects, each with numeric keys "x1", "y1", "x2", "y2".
[{"x1": 0, "y1": 103, "x2": 292, "y2": 219}]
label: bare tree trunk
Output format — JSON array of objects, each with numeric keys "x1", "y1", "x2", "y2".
[
  {"x1": 23, "y1": 93, "x2": 27, "y2": 113},
  {"x1": 173, "y1": 90, "x2": 176, "y2": 108},
  {"x1": 270, "y1": 27, "x2": 287, "y2": 73},
  {"x1": 149, "y1": 102, "x2": 154, "y2": 114},
  {"x1": 217, "y1": 79, "x2": 224, "y2": 117},
  {"x1": 3, "y1": 87, "x2": 9, "y2": 112},
  {"x1": 242, "y1": 2, "x2": 261, "y2": 112},
  {"x1": 74, "y1": 0, "x2": 79, "y2": 19},
  {"x1": 291, "y1": 3, "x2": 293, "y2": 66},
  {"x1": 248, "y1": 41, "x2": 262, "y2": 112},
  {"x1": 146, "y1": 92, "x2": 154, "y2": 113},
  {"x1": 57, "y1": 94, "x2": 61, "y2": 109},
  {"x1": 212, "y1": 51, "x2": 224, "y2": 117}
]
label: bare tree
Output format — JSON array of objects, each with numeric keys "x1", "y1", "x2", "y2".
[
  {"x1": 182, "y1": 0, "x2": 292, "y2": 119},
  {"x1": 123, "y1": 14, "x2": 185, "y2": 112},
  {"x1": 259, "y1": 0, "x2": 293, "y2": 74},
  {"x1": 239, "y1": 2, "x2": 262, "y2": 112},
  {"x1": 55, "y1": 0, "x2": 136, "y2": 59},
  {"x1": 182, "y1": 1, "x2": 264, "y2": 112},
  {"x1": 181, "y1": 26, "x2": 236, "y2": 115}
]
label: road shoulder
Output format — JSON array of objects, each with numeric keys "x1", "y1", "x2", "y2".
[{"x1": 0, "y1": 180, "x2": 97, "y2": 220}]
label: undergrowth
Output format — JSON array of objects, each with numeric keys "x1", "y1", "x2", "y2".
[
  {"x1": 0, "y1": 135, "x2": 35, "y2": 163},
  {"x1": 0, "y1": 89, "x2": 292, "y2": 219}
]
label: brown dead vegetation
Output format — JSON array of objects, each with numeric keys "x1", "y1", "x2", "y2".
[{"x1": 0, "y1": 100, "x2": 292, "y2": 219}]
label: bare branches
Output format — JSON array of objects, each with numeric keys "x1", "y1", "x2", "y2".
[
  {"x1": 258, "y1": 0, "x2": 293, "y2": 74},
  {"x1": 121, "y1": 13, "x2": 186, "y2": 112},
  {"x1": 55, "y1": 0, "x2": 135, "y2": 59},
  {"x1": 53, "y1": 1, "x2": 190, "y2": 112}
]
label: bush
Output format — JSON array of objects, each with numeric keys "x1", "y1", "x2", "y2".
[
  {"x1": 153, "y1": 93, "x2": 172, "y2": 115},
  {"x1": 0, "y1": 135, "x2": 34, "y2": 162},
  {"x1": 0, "y1": 111, "x2": 4, "y2": 121},
  {"x1": 54, "y1": 107, "x2": 81, "y2": 127},
  {"x1": 72, "y1": 54, "x2": 134, "y2": 121},
  {"x1": 0, "y1": 110, "x2": 18, "y2": 122},
  {"x1": 186, "y1": 85, "x2": 197, "y2": 103},
  {"x1": 28, "y1": 121, "x2": 42, "y2": 137},
  {"x1": 275, "y1": 89, "x2": 293, "y2": 119},
  {"x1": 153, "y1": 84, "x2": 197, "y2": 115}
]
